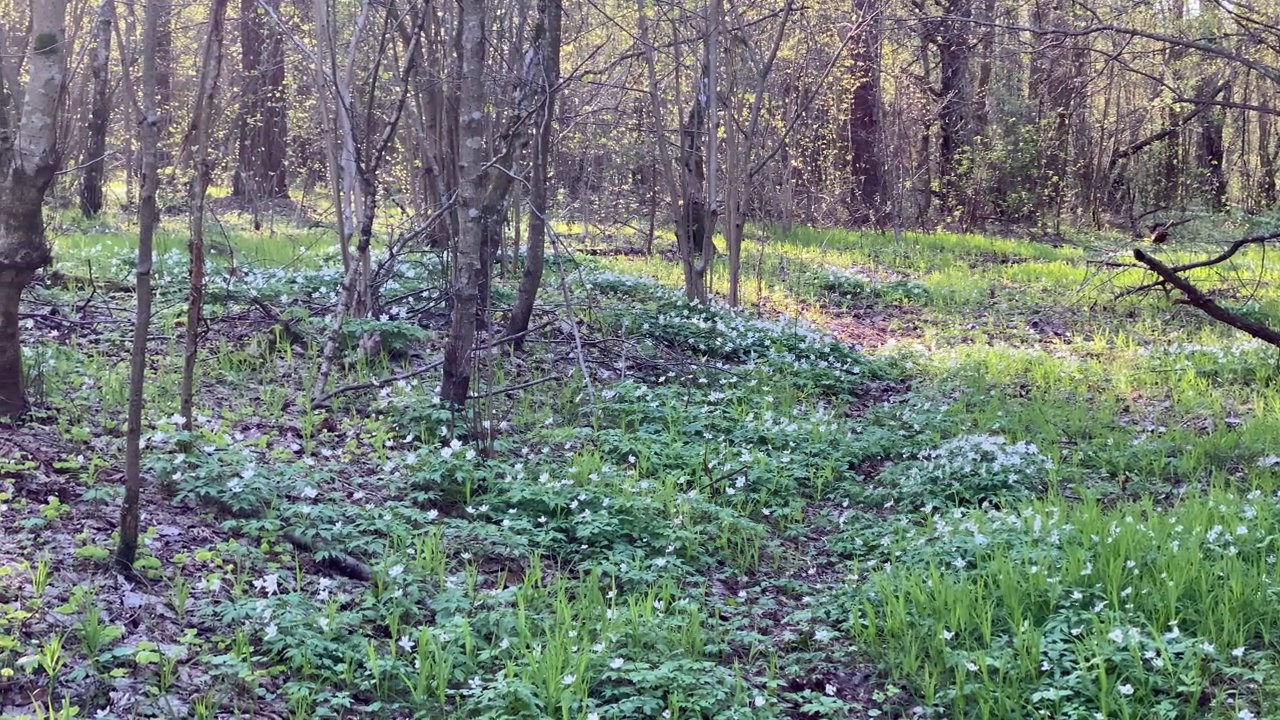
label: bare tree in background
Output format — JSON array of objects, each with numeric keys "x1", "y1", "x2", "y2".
[
  {"x1": 507, "y1": 0, "x2": 563, "y2": 348},
  {"x1": 80, "y1": 0, "x2": 113, "y2": 217},
  {"x1": 234, "y1": 0, "x2": 289, "y2": 222}
]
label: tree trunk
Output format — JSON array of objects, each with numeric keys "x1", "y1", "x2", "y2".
[
  {"x1": 690, "y1": 0, "x2": 721, "y2": 304},
  {"x1": 442, "y1": 0, "x2": 488, "y2": 408},
  {"x1": 233, "y1": 0, "x2": 289, "y2": 212},
  {"x1": 117, "y1": 0, "x2": 161, "y2": 574},
  {"x1": 937, "y1": 0, "x2": 973, "y2": 217},
  {"x1": 1259, "y1": 106, "x2": 1277, "y2": 207},
  {"x1": 1199, "y1": 80, "x2": 1228, "y2": 210},
  {"x1": 846, "y1": 0, "x2": 882, "y2": 225},
  {"x1": 725, "y1": 119, "x2": 744, "y2": 306},
  {"x1": 181, "y1": 0, "x2": 229, "y2": 429},
  {"x1": 0, "y1": 0, "x2": 68, "y2": 418},
  {"x1": 506, "y1": 0, "x2": 562, "y2": 349},
  {"x1": 80, "y1": 0, "x2": 113, "y2": 217}
]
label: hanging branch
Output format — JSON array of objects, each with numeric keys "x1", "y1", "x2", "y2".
[{"x1": 1132, "y1": 247, "x2": 1280, "y2": 348}]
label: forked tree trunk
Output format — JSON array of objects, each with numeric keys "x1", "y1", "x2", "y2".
[
  {"x1": 0, "y1": 0, "x2": 69, "y2": 418},
  {"x1": 118, "y1": 0, "x2": 161, "y2": 573},
  {"x1": 80, "y1": 0, "x2": 113, "y2": 217},
  {"x1": 442, "y1": 0, "x2": 488, "y2": 408},
  {"x1": 507, "y1": 0, "x2": 562, "y2": 348}
]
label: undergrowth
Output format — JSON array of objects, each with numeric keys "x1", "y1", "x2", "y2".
[{"x1": 4, "y1": 214, "x2": 1280, "y2": 719}]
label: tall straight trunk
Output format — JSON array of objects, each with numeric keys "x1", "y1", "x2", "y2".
[
  {"x1": 234, "y1": 0, "x2": 289, "y2": 211},
  {"x1": 846, "y1": 0, "x2": 882, "y2": 225},
  {"x1": 117, "y1": 0, "x2": 161, "y2": 573},
  {"x1": 637, "y1": 0, "x2": 683, "y2": 260},
  {"x1": 80, "y1": 0, "x2": 113, "y2": 217},
  {"x1": 180, "y1": 0, "x2": 229, "y2": 428},
  {"x1": 725, "y1": 111, "x2": 744, "y2": 306},
  {"x1": 311, "y1": 0, "x2": 349, "y2": 271},
  {"x1": 442, "y1": 0, "x2": 488, "y2": 408},
  {"x1": 0, "y1": 0, "x2": 69, "y2": 418},
  {"x1": 507, "y1": 0, "x2": 562, "y2": 348},
  {"x1": 937, "y1": 0, "x2": 973, "y2": 216}
]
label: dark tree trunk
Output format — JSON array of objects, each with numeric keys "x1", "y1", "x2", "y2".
[
  {"x1": 1199, "y1": 81, "x2": 1228, "y2": 210},
  {"x1": 80, "y1": 0, "x2": 113, "y2": 217},
  {"x1": 507, "y1": 0, "x2": 563, "y2": 349},
  {"x1": 937, "y1": 0, "x2": 973, "y2": 217},
  {"x1": 1260, "y1": 108, "x2": 1277, "y2": 207},
  {"x1": 233, "y1": 0, "x2": 289, "y2": 205},
  {"x1": 1028, "y1": 0, "x2": 1082, "y2": 216},
  {"x1": 155, "y1": 0, "x2": 172, "y2": 113},
  {"x1": 118, "y1": 0, "x2": 162, "y2": 574},
  {"x1": 0, "y1": 198, "x2": 47, "y2": 415},
  {"x1": 846, "y1": 0, "x2": 882, "y2": 225}
]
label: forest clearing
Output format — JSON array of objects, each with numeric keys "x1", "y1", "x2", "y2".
[{"x1": 4, "y1": 211, "x2": 1280, "y2": 719}]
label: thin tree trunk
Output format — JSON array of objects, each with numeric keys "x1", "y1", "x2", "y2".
[
  {"x1": 507, "y1": 0, "x2": 562, "y2": 349},
  {"x1": 937, "y1": 0, "x2": 973, "y2": 217},
  {"x1": 180, "y1": 0, "x2": 229, "y2": 429},
  {"x1": 118, "y1": 0, "x2": 161, "y2": 573}
]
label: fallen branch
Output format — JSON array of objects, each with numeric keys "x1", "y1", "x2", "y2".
[
  {"x1": 195, "y1": 493, "x2": 373, "y2": 582},
  {"x1": 1133, "y1": 248, "x2": 1280, "y2": 348},
  {"x1": 249, "y1": 296, "x2": 310, "y2": 347},
  {"x1": 468, "y1": 373, "x2": 561, "y2": 400},
  {"x1": 311, "y1": 357, "x2": 446, "y2": 409},
  {"x1": 283, "y1": 530, "x2": 372, "y2": 582}
]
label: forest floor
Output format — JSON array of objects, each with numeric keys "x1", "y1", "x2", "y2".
[{"x1": 3, "y1": 210, "x2": 1280, "y2": 720}]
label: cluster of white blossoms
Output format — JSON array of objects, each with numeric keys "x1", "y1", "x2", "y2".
[{"x1": 919, "y1": 433, "x2": 1053, "y2": 473}]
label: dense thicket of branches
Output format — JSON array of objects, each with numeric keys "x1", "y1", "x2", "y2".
[{"x1": 31, "y1": 0, "x2": 1280, "y2": 234}]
